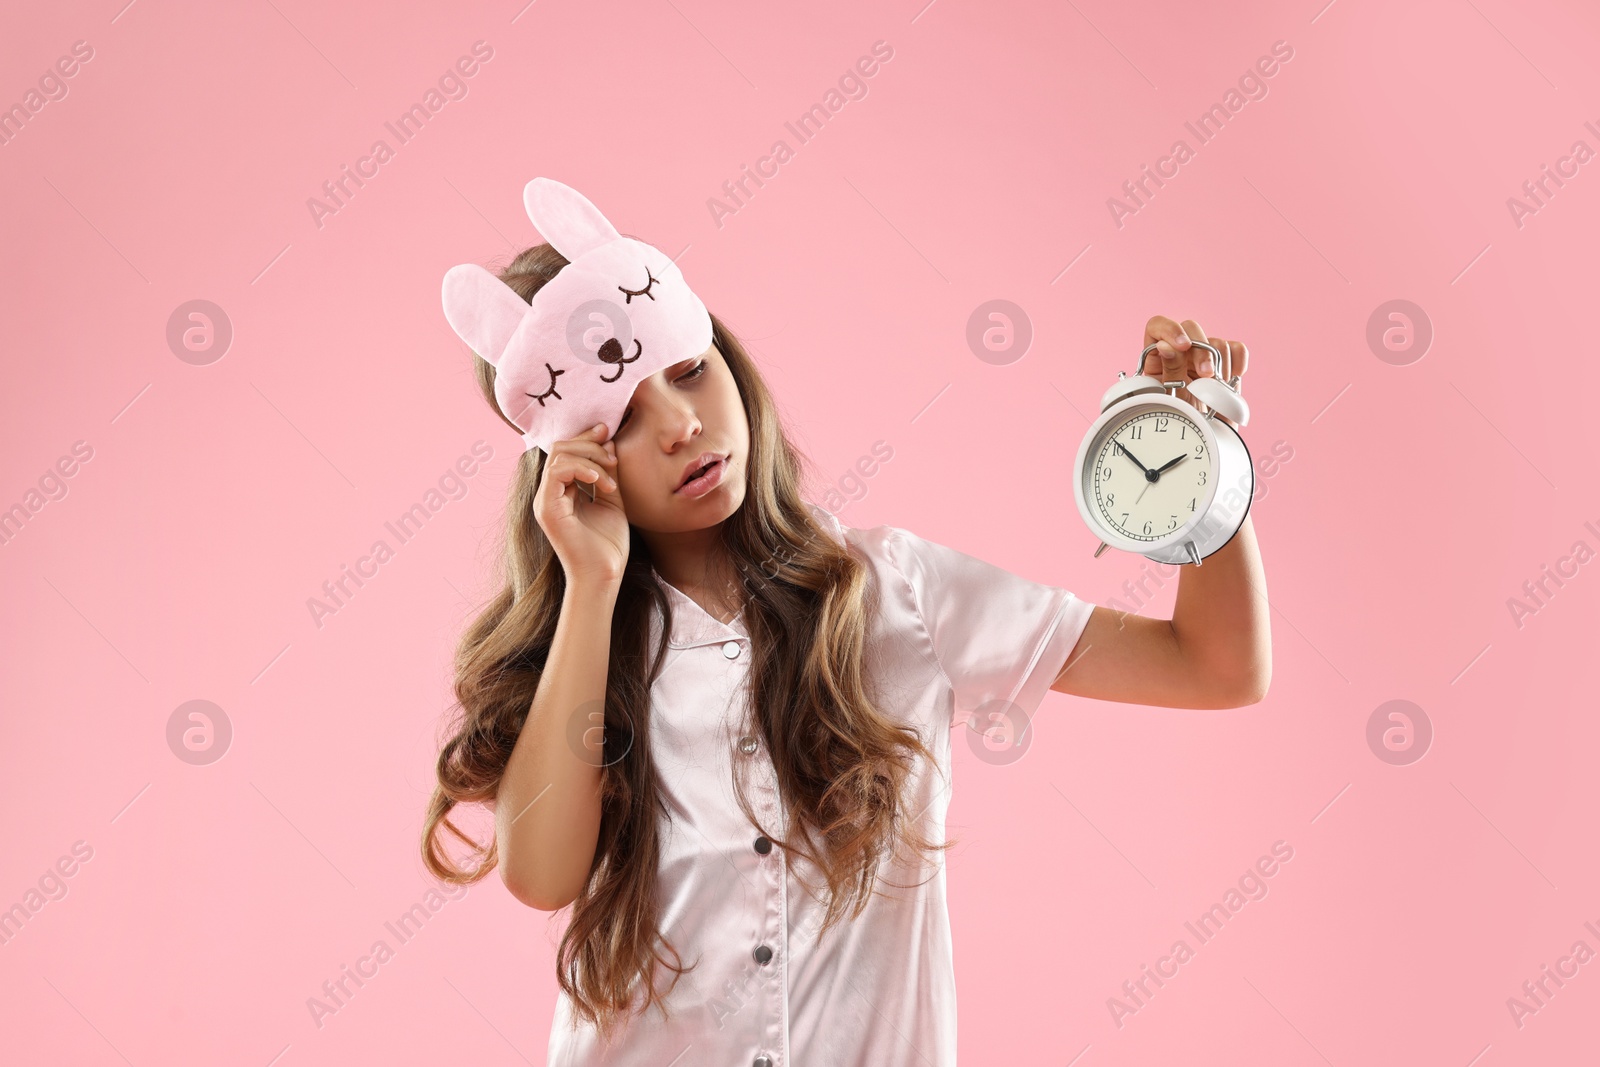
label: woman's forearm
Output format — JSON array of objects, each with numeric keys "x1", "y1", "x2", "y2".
[
  {"x1": 1170, "y1": 513, "x2": 1272, "y2": 703},
  {"x1": 494, "y1": 578, "x2": 617, "y2": 910}
]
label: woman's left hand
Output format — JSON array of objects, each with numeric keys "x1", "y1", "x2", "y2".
[{"x1": 1140, "y1": 316, "x2": 1250, "y2": 430}]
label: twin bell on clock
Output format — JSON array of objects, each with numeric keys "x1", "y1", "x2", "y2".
[{"x1": 1072, "y1": 341, "x2": 1253, "y2": 567}]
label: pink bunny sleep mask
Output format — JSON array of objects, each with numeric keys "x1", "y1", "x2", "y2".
[{"x1": 440, "y1": 177, "x2": 714, "y2": 453}]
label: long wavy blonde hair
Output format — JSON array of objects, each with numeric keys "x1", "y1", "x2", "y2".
[{"x1": 421, "y1": 241, "x2": 951, "y2": 1042}]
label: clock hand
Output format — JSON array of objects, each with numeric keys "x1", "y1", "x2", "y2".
[
  {"x1": 1152, "y1": 454, "x2": 1188, "y2": 476},
  {"x1": 1114, "y1": 440, "x2": 1153, "y2": 476}
]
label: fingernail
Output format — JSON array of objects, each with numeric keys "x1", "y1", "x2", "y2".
[
  {"x1": 1201, "y1": 357, "x2": 1215, "y2": 373},
  {"x1": 592, "y1": 422, "x2": 606, "y2": 433}
]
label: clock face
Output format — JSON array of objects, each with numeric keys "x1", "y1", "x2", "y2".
[{"x1": 1090, "y1": 408, "x2": 1213, "y2": 542}]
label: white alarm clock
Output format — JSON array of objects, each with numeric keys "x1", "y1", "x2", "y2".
[{"x1": 1072, "y1": 340, "x2": 1253, "y2": 566}]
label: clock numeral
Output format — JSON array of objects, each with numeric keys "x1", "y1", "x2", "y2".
[
  {"x1": 1121, "y1": 513, "x2": 1130, "y2": 525},
  {"x1": 1168, "y1": 515, "x2": 1177, "y2": 530},
  {"x1": 1155, "y1": 417, "x2": 1168, "y2": 432},
  {"x1": 1101, "y1": 466, "x2": 1112, "y2": 480},
  {"x1": 1180, "y1": 424, "x2": 1187, "y2": 439},
  {"x1": 1129, "y1": 424, "x2": 1143, "y2": 440},
  {"x1": 1106, "y1": 493, "x2": 1115, "y2": 507},
  {"x1": 1143, "y1": 520, "x2": 1153, "y2": 534},
  {"x1": 1197, "y1": 470, "x2": 1207, "y2": 485},
  {"x1": 1187, "y1": 498, "x2": 1196, "y2": 511},
  {"x1": 1192, "y1": 443, "x2": 1204, "y2": 457}
]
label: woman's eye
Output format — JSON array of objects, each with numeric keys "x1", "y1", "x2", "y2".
[{"x1": 615, "y1": 362, "x2": 704, "y2": 434}]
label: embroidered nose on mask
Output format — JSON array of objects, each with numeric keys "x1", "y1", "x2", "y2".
[{"x1": 597, "y1": 337, "x2": 642, "y2": 383}]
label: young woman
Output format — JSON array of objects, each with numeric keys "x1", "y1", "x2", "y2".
[{"x1": 423, "y1": 235, "x2": 1270, "y2": 1066}]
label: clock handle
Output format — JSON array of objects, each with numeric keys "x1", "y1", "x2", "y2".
[
  {"x1": 1139, "y1": 340, "x2": 1250, "y2": 427},
  {"x1": 1136, "y1": 338, "x2": 1231, "y2": 377}
]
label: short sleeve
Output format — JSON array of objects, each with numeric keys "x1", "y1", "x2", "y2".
[{"x1": 883, "y1": 525, "x2": 1094, "y2": 722}]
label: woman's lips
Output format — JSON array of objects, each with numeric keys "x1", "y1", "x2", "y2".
[{"x1": 676, "y1": 457, "x2": 726, "y2": 498}]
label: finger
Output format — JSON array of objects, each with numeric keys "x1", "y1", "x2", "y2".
[
  {"x1": 1198, "y1": 338, "x2": 1227, "y2": 380},
  {"x1": 564, "y1": 422, "x2": 618, "y2": 448},
  {"x1": 1142, "y1": 316, "x2": 1191, "y2": 376},
  {"x1": 1227, "y1": 339, "x2": 1249, "y2": 387},
  {"x1": 540, "y1": 457, "x2": 573, "y2": 508},
  {"x1": 536, "y1": 458, "x2": 572, "y2": 514},
  {"x1": 550, "y1": 422, "x2": 616, "y2": 461},
  {"x1": 1171, "y1": 341, "x2": 1211, "y2": 412},
  {"x1": 1177, "y1": 319, "x2": 1212, "y2": 382},
  {"x1": 1143, "y1": 338, "x2": 1188, "y2": 379},
  {"x1": 1142, "y1": 315, "x2": 1189, "y2": 350},
  {"x1": 562, "y1": 469, "x2": 604, "y2": 506},
  {"x1": 539, "y1": 456, "x2": 599, "y2": 510},
  {"x1": 551, "y1": 453, "x2": 618, "y2": 495},
  {"x1": 550, "y1": 433, "x2": 618, "y2": 468}
]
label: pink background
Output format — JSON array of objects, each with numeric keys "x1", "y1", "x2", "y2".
[{"x1": 3, "y1": 0, "x2": 1597, "y2": 1063}]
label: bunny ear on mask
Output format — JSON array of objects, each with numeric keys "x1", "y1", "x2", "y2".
[
  {"x1": 440, "y1": 263, "x2": 529, "y2": 367},
  {"x1": 524, "y1": 177, "x2": 622, "y2": 261}
]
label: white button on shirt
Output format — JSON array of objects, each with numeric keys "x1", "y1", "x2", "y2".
[{"x1": 546, "y1": 503, "x2": 1095, "y2": 1066}]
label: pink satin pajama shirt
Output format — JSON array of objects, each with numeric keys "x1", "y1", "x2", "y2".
[{"x1": 547, "y1": 502, "x2": 1095, "y2": 1067}]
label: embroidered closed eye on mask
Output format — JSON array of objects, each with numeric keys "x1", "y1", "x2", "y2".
[{"x1": 440, "y1": 177, "x2": 715, "y2": 453}]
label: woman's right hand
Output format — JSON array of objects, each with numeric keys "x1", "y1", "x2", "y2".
[{"x1": 534, "y1": 422, "x2": 628, "y2": 587}]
